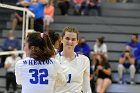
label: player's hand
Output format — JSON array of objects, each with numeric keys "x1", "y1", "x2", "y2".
[
  {"x1": 125, "y1": 52, "x2": 130, "y2": 58},
  {"x1": 31, "y1": 0, "x2": 38, "y2": 6},
  {"x1": 31, "y1": 0, "x2": 38, "y2": 3},
  {"x1": 19, "y1": 17, "x2": 23, "y2": 22},
  {"x1": 97, "y1": 65, "x2": 103, "y2": 70},
  {"x1": 32, "y1": 2, "x2": 38, "y2": 6},
  {"x1": 6, "y1": 64, "x2": 12, "y2": 68},
  {"x1": 89, "y1": 2, "x2": 95, "y2": 6}
]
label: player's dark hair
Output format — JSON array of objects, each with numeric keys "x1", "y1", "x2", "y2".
[
  {"x1": 97, "y1": 36, "x2": 104, "y2": 45},
  {"x1": 59, "y1": 43, "x2": 63, "y2": 52},
  {"x1": 26, "y1": 32, "x2": 55, "y2": 61},
  {"x1": 132, "y1": 33, "x2": 138, "y2": 39},
  {"x1": 48, "y1": 31, "x2": 60, "y2": 45},
  {"x1": 96, "y1": 54, "x2": 108, "y2": 66}
]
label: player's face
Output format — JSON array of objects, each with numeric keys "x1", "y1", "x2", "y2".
[
  {"x1": 131, "y1": 35, "x2": 137, "y2": 43},
  {"x1": 62, "y1": 32, "x2": 78, "y2": 51},
  {"x1": 55, "y1": 38, "x2": 61, "y2": 50},
  {"x1": 96, "y1": 39, "x2": 100, "y2": 46},
  {"x1": 24, "y1": 42, "x2": 30, "y2": 56}
]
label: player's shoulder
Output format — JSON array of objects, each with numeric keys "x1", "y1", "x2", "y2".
[
  {"x1": 15, "y1": 57, "x2": 30, "y2": 66},
  {"x1": 6, "y1": 56, "x2": 12, "y2": 60},
  {"x1": 77, "y1": 54, "x2": 89, "y2": 61},
  {"x1": 55, "y1": 52, "x2": 62, "y2": 59},
  {"x1": 50, "y1": 57, "x2": 56, "y2": 62},
  {"x1": 50, "y1": 57, "x2": 60, "y2": 64},
  {"x1": 15, "y1": 59, "x2": 23, "y2": 68},
  {"x1": 50, "y1": 58, "x2": 62, "y2": 68},
  {"x1": 56, "y1": 52, "x2": 62, "y2": 56},
  {"x1": 76, "y1": 54, "x2": 90, "y2": 66}
]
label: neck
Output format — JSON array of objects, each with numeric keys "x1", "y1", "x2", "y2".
[{"x1": 63, "y1": 50, "x2": 75, "y2": 58}]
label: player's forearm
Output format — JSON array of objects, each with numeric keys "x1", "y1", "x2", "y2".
[
  {"x1": 129, "y1": 58, "x2": 135, "y2": 64},
  {"x1": 55, "y1": 72, "x2": 67, "y2": 87},
  {"x1": 119, "y1": 57, "x2": 125, "y2": 64},
  {"x1": 82, "y1": 72, "x2": 92, "y2": 93},
  {"x1": 15, "y1": 13, "x2": 22, "y2": 19},
  {"x1": 38, "y1": 0, "x2": 48, "y2": 4},
  {"x1": 20, "y1": 1, "x2": 32, "y2": 6},
  {"x1": 4, "y1": 64, "x2": 11, "y2": 70},
  {"x1": 103, "y1": 69, "x2": 111, "y2": 75}
]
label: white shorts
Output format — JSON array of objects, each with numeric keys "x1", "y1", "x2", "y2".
[{"x1": 44, "y1": 16, "x2": 54, "y2": 25}]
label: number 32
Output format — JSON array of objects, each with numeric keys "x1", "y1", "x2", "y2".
[{"x1": 29, "y1": 69, "x2": 48, "y2": 84}]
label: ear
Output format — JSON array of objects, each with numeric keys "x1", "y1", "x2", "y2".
[
  {"x1": 30, "y1": 46, "x2": 35, "y2": 51},
  {"x1": 75, "y1": 39, "x2": 79, "y2": 45},
  {"x1": 60, "y1": 37, "x2": 63, "y2": 43}
]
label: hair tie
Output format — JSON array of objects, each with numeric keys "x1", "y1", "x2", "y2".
[{"x1": 40, "y1": 33, "x2": 44, "y2": 38}]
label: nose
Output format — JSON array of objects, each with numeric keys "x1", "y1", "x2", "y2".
[{"x1": 68, "y1": 39, "x2": 72, "y2": 44}]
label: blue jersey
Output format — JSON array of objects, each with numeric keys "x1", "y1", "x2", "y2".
[
  {"x1": 127, "y1": 42, "x2": 140, "y2": 60},
  {"x1": 25, "y1": 0, "x2": 46, "y2": 19}
]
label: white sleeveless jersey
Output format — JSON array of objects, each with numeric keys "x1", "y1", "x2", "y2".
[
  {"x1": 55, "y1": 52, "x2": 92, "y2": 93},
  {"x1": 15, "y1": 57, "x2": 66, "y2": 93}
]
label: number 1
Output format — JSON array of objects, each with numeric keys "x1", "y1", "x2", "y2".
[{"x1": 67, "y1": 74, "x2": 71, "y2": 83}]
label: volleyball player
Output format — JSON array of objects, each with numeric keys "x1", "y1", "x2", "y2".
[
  {"x1": 48, "y1": 31, "x2": 61, "y2": 52},
  {"x1": 55, "y1": 26, "x2": 92, "y2": 93},
  {"x1": 15, "y1": 32, "x2": 66, "y2": 93}
]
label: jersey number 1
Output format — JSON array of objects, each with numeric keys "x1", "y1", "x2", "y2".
[
  {"x1": 67, "y1": 74, "x2": 72, "y2": 83},
  {"x1": 29, "y1": 69, "x2": 48, "y2": 84}
]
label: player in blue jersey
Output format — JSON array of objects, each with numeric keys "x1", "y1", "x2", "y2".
[
  {"x1": 15, "y1": 32, "x2": 66, "y2": 93},
  {"x1": 21, "y1": 0, "x2": 48, "y2": 32},
  {"x1": 127, "y1": 34, "x2": 140, "y2": 72}
]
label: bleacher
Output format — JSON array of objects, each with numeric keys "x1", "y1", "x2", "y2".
[
  {"x1": 102, "y1": 3, "x2": 140, "y2": 18},
  {"x1": 0, "y1": 1, "x2": 140, "y2": 93},
  {"x1": 51, "y1": 2, "x2": 140, "y2": 93}
]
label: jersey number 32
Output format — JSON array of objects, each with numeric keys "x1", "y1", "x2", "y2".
[{"x1": 29, "y1": 69, "x2": 48, "y2": 84}]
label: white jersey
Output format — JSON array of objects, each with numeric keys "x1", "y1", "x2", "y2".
[
  {"x1": 55, "y1": 52, "x2": 92, "y2": 93},
  {"x1": 15, "y1": 57, "x2": 66, "y2": 93},
  {"x1": 94, "y1": 43, "x2": 108, "y2": 57},
  {"x1": 5, "y1": 56, "x2": 21, "y2": 72}
]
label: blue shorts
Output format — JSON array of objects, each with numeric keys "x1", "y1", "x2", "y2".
[{"x1": 123, "y1": 63, "x2": 130, "y2": 69}]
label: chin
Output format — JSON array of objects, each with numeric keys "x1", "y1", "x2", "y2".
[{"x1": 66, "y1": 46, "x2": 72, "y2": 49}]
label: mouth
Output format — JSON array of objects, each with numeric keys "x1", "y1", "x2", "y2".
[{"x1": 66, "y1": 44, "x2": 73, "y2": 47}]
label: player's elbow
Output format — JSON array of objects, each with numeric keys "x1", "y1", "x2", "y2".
[
  {"x1": 55, "y1": 74, "x2": 67, "y2": 87},
  {"x1": 16, "y1": 78, "x2": 21, "y2": 85},
  {"x1": 16, "y1": 81, "x2": 21, "y2": 85}
]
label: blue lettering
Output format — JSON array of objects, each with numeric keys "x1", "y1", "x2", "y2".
[
  {"x1": 29, "y1": 69, "x2": 48, "y2": 84},
  {"x1": 38, "y1": 61, "x2": 42, "y2": 65},
  {"x1": 49, "y1": 60, "x2": 53, "y2": 64},
  {"x1": 24, "y1": 59, "x2": 54, "y2": 65},
  {"x1": 23, "y1": 60, "x2": 27, "y2": 64},
  {"x1": 29, "y1": 60, "x2": 33, "y2": 65},
  {"x1": 45, "y1": 60, "x2": 49, "y2": 64},
  {"x1": 34, "y1": 60, "x2": 37, "y2": 65}
]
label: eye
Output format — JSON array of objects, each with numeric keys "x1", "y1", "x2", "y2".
[
  {"x1": 23, "y1": 43, "x2": 26, "y2": 47},
  {"x1": 65, "y1": 37, "x2": 70, "y2": 41},
  {"x1": 72, "y1": 38, "x2": 77, "y2": 41}
]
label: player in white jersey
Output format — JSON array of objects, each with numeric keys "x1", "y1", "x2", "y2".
[
  {"x1": 4, "y1": 49, "x2": 21, "y2": 93},
  {"x1": 48, "y1": 31, "x2": 61, "y2": 53},
  {"x1": 15, "y1": 32, "x2": 66, "y2": 93},
  {"x1": 55, "y1": 26, "x2": 92, "y2": 93}
]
